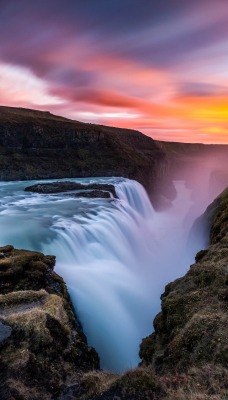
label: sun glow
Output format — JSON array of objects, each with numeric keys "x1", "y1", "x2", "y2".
[{"x1": 0, "y1": 1, "x2": 227, "y2": 143}]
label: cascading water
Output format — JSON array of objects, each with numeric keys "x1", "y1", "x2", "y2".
[{"x1": 0, "y1": 177, "x2": 212, "y2": 372}]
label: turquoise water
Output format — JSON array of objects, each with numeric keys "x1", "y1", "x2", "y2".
[{"x1": 0, "y1": 177, "x2": 207, "y2": 371}]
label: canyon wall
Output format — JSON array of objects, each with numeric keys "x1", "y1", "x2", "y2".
[
  {"x1": 140, "y1": 188, "x2": 228, "y2": 373},
  {"x1": 0, "y1": 106, "x2": 165, "y2": 195}
]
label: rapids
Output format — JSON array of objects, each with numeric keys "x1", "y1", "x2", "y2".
[{"x1": 0, "y1": 177, "x2": 213, "y2": 372}]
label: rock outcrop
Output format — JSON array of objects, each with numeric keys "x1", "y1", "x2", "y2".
[
  {"x1": 0, "y1": 106, "x2": 165, "y2": 195},
  {"x1": 0, "y1": 245, "x2": 99, "y2": 400},
  {"x1": 25, "y1": 181, "x2": 118, "y2": 199}
]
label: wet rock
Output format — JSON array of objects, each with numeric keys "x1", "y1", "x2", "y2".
[
  {"x1": 0, "y1": 323, "x2": 12, "y2": 344},
  {"x1": 75, "y1": 190, "x2": 112, "y2": 199},
  {"x1": 25, "y1": 181, "x2": 118, "y2": 198}
]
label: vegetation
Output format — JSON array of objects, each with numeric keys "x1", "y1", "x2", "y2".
[
  {"x1": 0, "y1": 245, "x2": 99, "y2": 400},
  {"x1": 139, "y1": 189, "x2": 228, "y2": 374}
]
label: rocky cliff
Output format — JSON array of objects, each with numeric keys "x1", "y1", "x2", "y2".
[
  {"x1": 140, "y1": 188, "x2": 228, "y2": 373},
  {"x1": 155, "y1": 140, "x2": 228, "y2": 185},
  {"x1": 153, "y1": 140, "x2": 228, "y2": 207},
  {"x1": 0, "y1": 245, "x2": 99, "y2": 400},
  {"x1": 0, "y1": 106, "x2": 165, "y2": 194}
]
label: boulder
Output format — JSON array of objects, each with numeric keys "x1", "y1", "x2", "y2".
[{"x1": 25, "y1": 181, "x2": 118, "y2": 198}]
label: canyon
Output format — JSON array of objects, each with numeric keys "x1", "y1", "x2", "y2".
[{"x1": 0, "y1": 106, "x2": 227, "y2": 399}]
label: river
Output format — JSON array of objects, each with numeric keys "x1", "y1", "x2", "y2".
[{"x1": 0, "y1": 177, "x2": 212, "y2": 371}]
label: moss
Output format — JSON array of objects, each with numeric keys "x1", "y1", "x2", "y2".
[
  {"x1": 6, "y1": 309, "x2": 52, "y2": 346},
  {"x1": 73, "y1": 364, "x2": 228, "y2": 400},
  {"x1": 139, "y1": 333, "x2": 157, "y2": 365},
  {"x1": 0, "y1": 246, "x2": 99, "y2": 400},
  {"x1": 0, "y1": 246, "x2": 67, "y2": 297},
  {"x1": 195, "y1": 249, "x2": 208, "y2": 262},
  {"x1": 89, "y1": 368, "x2": 167, "y2": 400},
  {"x1": 0, "y1": 289, "x2": 47, "y2": 308},
  {"x1": 77, "y1": 371, "x2": 117, "y2": 400},
  {"x1": 140, "y1": 189, "x2": 228, "y2": 374},
  {"x1": 209, "y1": 188, "x2": 228, "y2": 244},
  {"x1": 0, "y1": 245, "x2": 14, "y2": 253},
  {"x1": 117, "y1": 368, "x2": 165, "y2": 393},
  {"x1": 192, "y1": 269, "x2": 219, "y2": 288}
]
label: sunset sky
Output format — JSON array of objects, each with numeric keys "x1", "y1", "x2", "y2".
[{"x1": 0, "y1": 0, "x2": 228, "y2": 143}]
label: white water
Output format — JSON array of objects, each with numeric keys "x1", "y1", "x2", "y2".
[{"x1": 0, "y1": 177, "x2": 211, "y2": 372}]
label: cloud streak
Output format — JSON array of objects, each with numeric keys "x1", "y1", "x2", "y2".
[{"x1": 0, "y1": 0, "x2": 227, "y2": 143}]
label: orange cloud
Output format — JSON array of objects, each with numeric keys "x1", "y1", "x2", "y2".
[
  {"x1": 75, "y1": 89, "x2": 141, "y2": 109},
  {"x1": 1, "y1": 52, "x2": 228, "y2": 144}
]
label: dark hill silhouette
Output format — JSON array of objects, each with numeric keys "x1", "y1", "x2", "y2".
[{"x1": 0, "y1": 106, "x2": 165, "y2": 194}]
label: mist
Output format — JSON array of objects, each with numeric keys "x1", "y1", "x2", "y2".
[{"x1": 156, "y1": 146, "x2": 228, "y2": 215}]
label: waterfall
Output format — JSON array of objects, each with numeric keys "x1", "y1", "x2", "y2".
[
  {"x1": 116, "y1": 179, "x2": 155, "y2": 219},
  {"x1": 41, "y1": 179, "x2": 159, "y2": 372},
  {"x1": 0, "y1": 177, "x2": 209, "y2": 372}
]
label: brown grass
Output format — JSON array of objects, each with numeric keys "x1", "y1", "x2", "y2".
[
  {"x1": 74, "y1": 365, "x2": 228, "y2": 400},
  {"x1": 78, "y1": 370, "x2": 118, "y2": 400}
]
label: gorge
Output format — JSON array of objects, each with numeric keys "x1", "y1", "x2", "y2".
[
  {"x1": 0, "y1": 169, "x2": 226, "y2": 373},
  {"x1": 0, "y1": 107, "x2": 227, "y2": 399}
]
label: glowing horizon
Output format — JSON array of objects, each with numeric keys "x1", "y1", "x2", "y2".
[{"x1": 0, "y1": 1, "x2": 227, "y2": 144}]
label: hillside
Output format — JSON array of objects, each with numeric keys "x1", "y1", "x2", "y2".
[
  {"x1": 0, "y1": 106, "x2": 165, "y2": 194},
  {"x1": 0, "y1": 245, "x2": 99, "y2": 400}
]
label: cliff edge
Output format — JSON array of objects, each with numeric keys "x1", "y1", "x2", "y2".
[
  {"x1": 0, "y1": 245, "x2": 99, "y2": 400},
  {"x1": 140, "y1": 188, "x2": 228, "y2": 373},
  {"x1": 0, "y1": 106, "x2": 165, "y2": 194}
]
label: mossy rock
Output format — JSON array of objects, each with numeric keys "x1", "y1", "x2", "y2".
[
  {"x1": 140, "y1": 188, "x2": 228, "y2": 374},
  {"x1": 195, "y1": 249, "x2": 208, "y2": 262},
  {"x1": 0, "y1": 246, "x2": 99, "y2": 400}
]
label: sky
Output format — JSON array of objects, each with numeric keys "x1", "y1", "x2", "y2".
[{"x1": 0, "y1": 0, "x2": 228, "y2": 143}]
